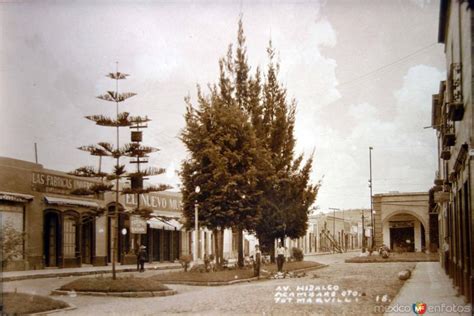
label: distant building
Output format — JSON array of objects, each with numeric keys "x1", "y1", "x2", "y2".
[
  {"x1": 373, "y1": 192, "x2": 430, "y2": 252},
  {"x1": 282, "y1": 210, "x2": 364, "y2": 255},
  {"x1": 432, "y1": 0, "x2": 474, "y2": 302}
]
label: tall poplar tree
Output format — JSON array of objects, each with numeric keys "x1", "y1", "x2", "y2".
[
  {"x1": 180, "y1": 18, "x2": 318, "y2": 266},
  {"x1": 180, "y1": 85, "x2": 260, "y2": 267}
]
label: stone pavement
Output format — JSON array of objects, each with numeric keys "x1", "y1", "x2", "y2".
[
  {"x1": 1, "y1": 251, "x2": 356, "y2": 283},
  {"x1": 1, "y1": 261, "x2": 181, "y2": 282},
  {"x1": 385, "y1": 262, "x2": 471, "y2": 316}
]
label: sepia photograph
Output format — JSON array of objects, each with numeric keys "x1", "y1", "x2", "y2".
[{"x1": 0, "y1": 0, "x2": 472, "y2": 315}]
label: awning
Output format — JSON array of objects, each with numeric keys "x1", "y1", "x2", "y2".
[
  {"x1": 167, "y1": 218, "x2": 183, "y2": 230},
  {"x1": 44, "y1": 196, "x2": 99, "y2": 209},
  {"x1": 0, "y1": 191, "x2": 34, "y2": 203},
  {"x1": 147, "y1": 217, "x2": 177, "y2": 230}
]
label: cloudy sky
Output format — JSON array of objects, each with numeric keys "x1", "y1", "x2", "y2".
[{"x1": 0, "y1": 0, "x2": 445, "y2": 211}]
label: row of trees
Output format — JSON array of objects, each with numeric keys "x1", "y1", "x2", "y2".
[{"x1": 180, "y1": 19, "x2": 319, "y2": 267}]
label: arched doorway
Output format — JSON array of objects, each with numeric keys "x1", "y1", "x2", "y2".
[
  {"x1": 44, "y1": 210, "x2": 61, "y2": 267},
  {"x1": 383, "y1": 212, "x2": 427, "y2": 252}
]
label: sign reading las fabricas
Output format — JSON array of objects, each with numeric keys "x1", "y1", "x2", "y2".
[{"x1": 32, "y1": 172, "x2": 97, "y2": 196}]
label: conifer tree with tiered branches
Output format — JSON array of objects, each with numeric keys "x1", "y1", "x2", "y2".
[{"x1": 70, "y1": 64, "x2": 170, "y2": 279}]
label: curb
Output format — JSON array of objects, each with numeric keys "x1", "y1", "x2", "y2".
[
  {"x1": 161, "y1": 277, "x2": 260, "y2": 286},
  {"x1": 26, "y1": 304, "x2": 77, "y2": 316},
  {"x1": 305, "y1": 250, "x2": 361, "y2": 257},
  {"x1": 159, "y1": 264, "x2": 328, "y2": 286},
  {"x1": 383, "y1": 263, "x2": 417, "y2": 310},
  {"x1": 287, "y1": 264, "x2": 329, "y2": 273},
  {"x1": 1, "y1": 265, "x2": 181, "y2": 283},
  {"x1": 51, "y1": 289, "x2": 177, "y2": 298},
  {"x1": 344, "y1": 258, "x2": 438, "y2": 264}
]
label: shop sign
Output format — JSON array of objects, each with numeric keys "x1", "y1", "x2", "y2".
[
  {"x1": 125, "y1": 193, "x2": 181, "y2": 212},
  {"x1": 389, "y1": 221, "x2": 414, "y2": 229},
  {"x1": 364, "y1": 227, "x2": 372, "y2": 237},
  {"x1": 31, "y1": 172, "x2": 100, "y2": 198},
  {"x1": 434, "y1": 191, "x2": 450, "y2": 203},
  {"x1": 130, "y1": 215, "x2": 147, "y2": 234}
]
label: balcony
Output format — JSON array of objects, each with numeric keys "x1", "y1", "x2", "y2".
[
  {"x1": 441, "y1": 149, "x2": 451, "y2": 160},
  {"x1": 443, "y1": 133, "x2": 456, "y2": 147},
  {"x1": 448, "y1": 102, "x2": 464, "y2": 121}
]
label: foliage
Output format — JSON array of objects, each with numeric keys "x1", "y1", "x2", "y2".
[
  {"x1": 2, "y1": 292, "x2": 69, "y2": 315},
  {"x1": 179, "y1": 18, "x2": 319, "y2": 264},
  {"x1": 59, "y1": 275, "x2": 170, "y2": 292},
  {"x1": 151, "y1": 261, "x2": 323, "y2": 283},
  {"x1": 1, "y1": 222, "x2": 25, "y2": 263},
  {"x1": 291, "y1": 247, "x2": 304, "y2": 262}
]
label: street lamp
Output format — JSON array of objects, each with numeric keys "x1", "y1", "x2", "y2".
[
  {"x1": 194, "y1": 185, "x2": 200, "y2": 262},
  {"x1": 121, "y1": 228, "x2": 127, "y2": 264}
]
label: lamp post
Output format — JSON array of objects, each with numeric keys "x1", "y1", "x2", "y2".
[
  {"x1": 369, "y1": 146, "x2": 374, "y2": 249},
  {"x1": 194, "y1": 185, "x2": 200, "y2": 262},
  {"x1": 121, "y1": 228, "x2": 127, "y2": 264}
]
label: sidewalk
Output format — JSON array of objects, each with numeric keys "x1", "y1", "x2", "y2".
[
  {"x1": 1, "y1": 262, "x2": 182, "y2": 282},
  {"x1": 385, "y1": 262, "x2": 471, "y2": 316}
]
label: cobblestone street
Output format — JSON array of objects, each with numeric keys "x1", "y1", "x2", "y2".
[{"x1": 3, "y1": 252, "x2": 404, "y2": 315}]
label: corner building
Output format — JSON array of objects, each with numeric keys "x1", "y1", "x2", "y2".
[
  {"x1": 432, "y1": 0, "x2": 474, "y2": 302},
  {"x1": 0, "y1": 157, "x2": 186, "y2": 270}
]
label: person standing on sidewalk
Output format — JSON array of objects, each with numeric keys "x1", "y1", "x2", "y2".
[
  {"x1": 254, "y1": 245, "x2": 262, "y2": 277},
  {"x1": 443, "y1": 237, "x2": 450, "y2": 274},
  {"x1": 276, "y1": 242, "x2": 285, "y2": 272},
  {"x1": 138, "y1": 245, "x2": 147, "y2": 273}
]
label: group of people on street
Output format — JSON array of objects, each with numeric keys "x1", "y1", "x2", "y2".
[
  {"x1": 135, "y1": 242, "x2": 288, "y2": 275},
  {"x1": 253, "y1": 242, "x2": 287, "y2": 277}
]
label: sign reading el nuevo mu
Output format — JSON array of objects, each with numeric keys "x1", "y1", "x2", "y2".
[{"x1": 124, "y1": 193, "x2": 182, "y2": 212}]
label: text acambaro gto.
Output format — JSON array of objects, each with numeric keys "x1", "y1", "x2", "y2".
[{"x1": 274, "y1": 285, "x2": 361, "y2": 304}]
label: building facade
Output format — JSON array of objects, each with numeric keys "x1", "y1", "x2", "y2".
[
  {"x1": 283, "y1": 212, "x2": 363, "y2": 256},
  {"x1": 373, "y1": 192, "x2": 430, "y2": 253},
  {"x1": 0, "y1": 157, "x2": 260, "y2": 271},
  {"x1": 431, "y1": 0, "x2": 474, "y2": 302}
]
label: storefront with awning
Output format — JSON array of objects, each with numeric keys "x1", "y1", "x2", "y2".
[
  {"x1": 0, "y1": 156, "x2": 188, "y2": 271},
  {"x1": 124, "y1": 192, "x2": 185, "y2": 263}
]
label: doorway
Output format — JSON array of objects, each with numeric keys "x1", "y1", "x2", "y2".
[
  {"x1": 81, "y1": 216, "x2": 94, "y2": 264},
  {"x1": 390, "y1": 225, "x2": 415, "y2": 252},
  {"x1": 44, "y1": 211, "x2": 60, "y2": 267}
]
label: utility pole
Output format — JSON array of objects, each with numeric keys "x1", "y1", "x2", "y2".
[
  {"x1": 361, "y1": 209, "x2": 365, "y2": 253},
  {"x1": 369, "y1": 146, "x2": 374, "y2": 250},
  {"x1": 329, "y1": 207, "x2": 340, "y2": 252}
]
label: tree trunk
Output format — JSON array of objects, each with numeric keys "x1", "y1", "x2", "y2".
[
  {"x1": 270, "y1": 240, "x2": 275, "y2": 263},
  {"x1": 238, "y1": 228, "x2": 244, "y2": 268},
  {"x1": 213, "y1": 229, "x2": 221, "y2": 268},
  {"x1": 219, "y1": 229, "x2": 224, "y2": 265}
]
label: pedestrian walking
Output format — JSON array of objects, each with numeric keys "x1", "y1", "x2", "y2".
[
  {"x1": 254, "y1": 245, "x2": 262, "y2": 278},
  {"x1": 443, "y1": 237, "x2": 450, "y2": 274},
  {"x1": 138, "y1": 245, "x2": 147, "y2": 272},
  {"x1": 276, "y1": 242, "x2": 285, "y2": 272}
]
